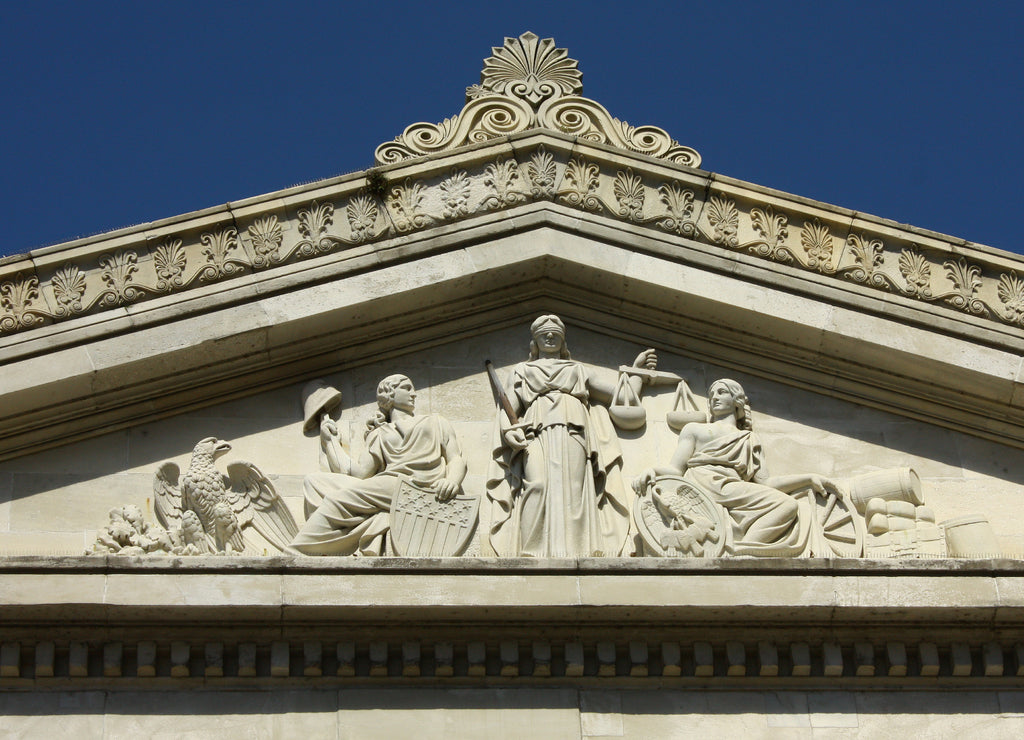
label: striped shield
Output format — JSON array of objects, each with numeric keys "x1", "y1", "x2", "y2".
[{"x1": 389, "y1": 481, "x2": 479, "y2": 557}]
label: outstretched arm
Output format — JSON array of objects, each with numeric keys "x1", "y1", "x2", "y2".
[
  {"x1": 763, "y1": 473, "x2": 838, "y2": 497},
  {"x1": 587, "y1": 348, "x2": 659, "y2": 404},
  {"x1": 633, "y1": 424, "x2": 698, "y2": 495}
]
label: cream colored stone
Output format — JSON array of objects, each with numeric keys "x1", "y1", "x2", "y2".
[
  {"x1": 238, "y1": 642, "x2": 257, "y2": 677},
  {"x1": 34, "y1": 641, "x2": 54, "y2": 678},
  {"x1": 952, "y1": 643, "x2": 973, "y2": 676},
  {"x1": 565, "y1": 642, "x2": 584, "y2": 677},
  {"x1": 920, "y1": 642, "x2": 940, "y2": 676},
  {"x1": 102, "y1": 689, "x2": 338, "y2": 739},
  {"x1": 103, "y1": 642, "x2": 122, "y2": 677},
  {"x1": 791, "y1": 643, "x2": 811, "y2": 676},
  {"x1": 661, "y1": 642, "x2": 681, "y2": 677},
  {"x1": 580, "y1": 689, "x2": 624, "y2": 737},
  {"x1": 726, "y1": 641, "x2": 746, "y2": 676},
  {"x1": 887, "y1": 642, "x2": 908, "y2": 677},
  {"x1": 137, "y1": 641, "x2": 157, "y2": 677},
  {"x1": 403, "y1": 642, "x2": 421, "y2": 677},
  {"x1": 369, "y1": 641, "x2": 388, "y2": 677},
  {"x1": 8, "y1": 471, "x2": 149, "y2": 533},
  {"x1": 335, "y1": 688, "x2": 581, "y2": 740},
  {"x1": 467, "y1": 641, "x2": 486, "y2": 677},
  {"x1": 807, "y1": 692, "x2": 858, "y2": 728},
  {"x1": 337, "y1": 642, "x2": 355, "y2": 677},
  {"x1": 0, "y1": 692, "x2": 106, "y2": 737},
  {"x1": 270, "y1": 640, "x2": 290, "y2": 677},
  {"x1": 69, "y1": 642, "x2": 88, "y2": 677},
  {"x1": 532, "y1": 642, "x2": 551, "y2": 677},
  {"x1": 435, "y1": 642, "x2": 454, "y2": 677},
  {"x1": 205, "y1": 642, "x2": 224, "y2": 677},
  {"x1": 170, "y1": 641, "x2": 190, "y2": 677},
  {"x1": 499, "y1": 641, "x2": 518, "y2": 677},
  {"x1": 694, "y1": 641, "x2": 714, "y2": 677}
]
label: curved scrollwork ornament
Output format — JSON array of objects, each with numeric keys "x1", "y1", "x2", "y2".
[{"x1": 374, "y1": 32, "x2": 702, "y2": 168}]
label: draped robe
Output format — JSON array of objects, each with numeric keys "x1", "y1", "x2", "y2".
[
  {"x1": 684, "y1": 428, "x2": 806, "y2": 556},
  {"x1": 290, "y1": 414, "x2": 456, "y2": 556},
  {"x1": 487, "y1": 359, "x2": 630, "y2": 558}
]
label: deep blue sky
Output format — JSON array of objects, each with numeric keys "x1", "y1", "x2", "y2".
[{"x1": 2, "y1": 2, "x2": 1022, "y2": 257}]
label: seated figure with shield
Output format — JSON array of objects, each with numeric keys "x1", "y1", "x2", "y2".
[
  {"x1": 632, "y1": 378, "x2": 863, "y2": 558},
  {"x1": 289, "y1": 374, "x2": 473, "y2": 557}
]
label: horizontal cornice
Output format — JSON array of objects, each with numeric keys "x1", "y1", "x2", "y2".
[{"x1": 1, "y1": 557, "x2": 1023, "y2": 688}]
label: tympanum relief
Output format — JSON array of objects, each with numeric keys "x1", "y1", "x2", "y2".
[
  {"x1": 90, "y1": 316, "x2": 1001, "y2": 559},
  {"x1": 290, "y1": 374, "x2": 477, "y2": 557}
]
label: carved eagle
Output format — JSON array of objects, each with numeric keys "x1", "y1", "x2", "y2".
[{"x1": 153, "y1": 437, "x2": 298, "y2": 554}]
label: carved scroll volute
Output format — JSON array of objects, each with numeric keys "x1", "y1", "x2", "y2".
[
  {"x1": 537, "y1": 96, "x2": 701, "y2": 168},
  {"x1": 375, "y1": 96, "x2": 534, "y2": 165}
]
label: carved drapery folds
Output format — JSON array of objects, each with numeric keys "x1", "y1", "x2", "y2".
[{"x1": 374, "y1": 32, "x2": 701, "y2": 168}]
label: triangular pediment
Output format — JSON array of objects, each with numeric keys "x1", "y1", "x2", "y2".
[
  {"x1": 5, "y1": 35, "x2": 1024, "y2": 701},
  {"x1": 2, "y1": 118, "x2": 1023, "y2": 460}
]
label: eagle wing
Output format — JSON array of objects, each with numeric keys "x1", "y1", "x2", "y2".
[
  {"x1": 153, "y1": 462, "x2": 182, "y2": 530},
  {"x1": 225, "y1": 461, "x2": 299, "y2": 552}
]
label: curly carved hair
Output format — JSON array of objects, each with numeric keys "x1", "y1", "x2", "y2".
[
  {"x1": 707, "y1": 378, "x2": 753, "y2": 430},
  {"x1": 366, "y1": 373, "x2": 412, "y2": 432}
]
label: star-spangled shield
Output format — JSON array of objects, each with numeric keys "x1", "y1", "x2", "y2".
[{"x1": 389, "y1": 481, "x2": 479, "y2": 557}]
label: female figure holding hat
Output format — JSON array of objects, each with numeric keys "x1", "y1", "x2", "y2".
[{"x1": 487, "y1": 315, "x2": 656, "y2": 557}]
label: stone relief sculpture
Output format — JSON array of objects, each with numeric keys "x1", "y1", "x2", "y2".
[
  {"x1": 153, "y1": 437, "x2": 299, "y2": 555},
  {"x1": 486, "y1": 315, "x2": 657, "y2": 558},
  {"x1": 634, "y1": 379, "x2": 847, "y2": 557},
  {"x1": 633, "y1": 378, "x2": 1004, "y2": 559},
  {"x1": 289, "y1": 374, "x2": 477, "y2": 557},
  {"x1": 89, "y1": 504, "x2": 178, "y2": 556},
  {"x1": 84, "y1": 358, "x2": 1002, "y2": 561}
]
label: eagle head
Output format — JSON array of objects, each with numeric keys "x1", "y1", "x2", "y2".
[{"x1": 192, "y1": 436, "x2": 232, "y2": 461}]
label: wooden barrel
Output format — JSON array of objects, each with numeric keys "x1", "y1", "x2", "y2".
[
  {"x1": 942, "y1": 515, "x2": 1000, "y2": 558},
  {"x1": 844, "y1": 468, "x2": 922, "y2": 514}
]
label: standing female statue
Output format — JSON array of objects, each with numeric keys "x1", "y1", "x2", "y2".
[
  {"x1": 633, "y1": 378, "x2": 838, "y2": 556},
  {"x1": 487, "y1": 315, "x2": 656, "y2": 557}
]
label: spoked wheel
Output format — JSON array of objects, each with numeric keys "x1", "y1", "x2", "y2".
[{"x1": 814, "y1": 490, "x2": 865, "y2": 557}]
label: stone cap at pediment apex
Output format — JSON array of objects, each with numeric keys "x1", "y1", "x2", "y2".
[{"x1": 374, "y1": 32, "x2": 702, "y2": 169}]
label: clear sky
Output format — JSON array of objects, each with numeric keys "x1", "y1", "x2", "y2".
[{"x1": 2, "y1": 1, "x2": 1021, "y2": 257}]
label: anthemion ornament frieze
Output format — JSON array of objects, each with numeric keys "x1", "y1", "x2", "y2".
[
  {"x1": 4, "y1": 33, "x2": 1023, "y2": 346},
  {"x1": 3, "y1": 134, "x2": 1024, "y2": 346}
]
